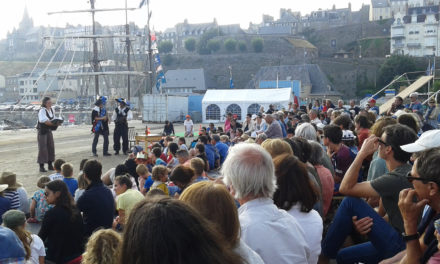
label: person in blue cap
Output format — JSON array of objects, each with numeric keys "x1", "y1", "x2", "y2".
[
  {"x1": 91, "y1": 96, "x2": 111, "y2": 157},
  {"x1": 112, "y1": 98, "x2": 133, "y2": 155}
]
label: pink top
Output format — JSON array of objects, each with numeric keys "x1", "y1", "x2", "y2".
[
  {"x1": 428, "y1": 251, "x2": 440, "y2": 264},
  {"x1": 315, "y1": 165, "x2": 334, "y2": 216},
  {"x1": 224, "y1": 119, "x2": 231, "y2": 133}
]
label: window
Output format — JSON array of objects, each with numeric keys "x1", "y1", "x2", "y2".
[
  {"x1": 247, "y1": 103, "x2": 261, "y2": 115},
  {"x1": 226, "y1": 104, "x2": 242, "y2": 120},
  {"x1": 33, "y1": 80, "x2": 37, "y2": 84},
  {"x1": 206, "y1": 104, "x2": 221, "y2": 120},
  {"x1": 20, "y1": 81, "x2": 24, "y2": 86},
  {"x1": 33, "y1": 88, "x2": 37, "y2": 93}
]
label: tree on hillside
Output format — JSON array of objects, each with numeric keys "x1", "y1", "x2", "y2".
[
  {"x1": 197, "y1": 28, "x2": 223, "y2": 55},
  {"x1": 251, "y1": 38, "x2": 264, "y2": 53},
  {"x1": 377, "y1": 55, "x2": 417, "y2": 88},
  {"x1": 224, "y1": 39, "x2": 237, "y2": 52},
  {"x1": 238, "y1": 41, "x2": 247, "y2": 52},
  {"x1": 158, "y1": 41, "x2": 173, "y2": 54},
  {"x1": 184, "y1": 38, "x2": 196, "y2": 52},
  {"x1": 207, "y1": 39, "x2": 221, "y2": 53}
]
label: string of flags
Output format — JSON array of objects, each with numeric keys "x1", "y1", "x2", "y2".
[{"x1": 151, "y1": 32, "x2": 166, "y2": 92}]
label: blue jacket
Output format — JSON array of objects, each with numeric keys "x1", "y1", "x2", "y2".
[
  {"x1": 215, "y1": 142, "x2": 229, "y2": 165},
  {"x1": 277, "y1": 120, "x2": 287, "y2": 138},
  {"x1": 205, "y1": 144, "x2": 220, "y2": 170}
]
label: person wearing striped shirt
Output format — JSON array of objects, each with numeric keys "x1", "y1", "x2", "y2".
[{"x1": 0, "y1": 172, "x2": 22, "y2": 210}]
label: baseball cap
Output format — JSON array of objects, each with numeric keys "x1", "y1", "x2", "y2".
[
  {"x1": 251, "y1": 114, "x2": 257, "y2": 120},
  {"x1": 368, "y1": 98, "x2": 376, "y2": 104},
  {"x1": 2, "y1": 210, "x2": 26, "y2": 229},
  {"x1": 400, "y1": 129, "x2": 440, "y2": 153}
]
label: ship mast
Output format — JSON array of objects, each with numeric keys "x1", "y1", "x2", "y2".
[
  {"x1": 47, "y1": 3, "x2": 139, "y2": 97},
  {"x1": 90, "y1": 0, "x2": 99, "y2": 96}
]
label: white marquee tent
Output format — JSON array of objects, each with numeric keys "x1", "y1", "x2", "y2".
[{"x1": 202, "y1": 88, "x2": 293, "y2": 123}]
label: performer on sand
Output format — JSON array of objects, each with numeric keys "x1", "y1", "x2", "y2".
[
  {"x1": 112, "y1": 98, "x2": 132, "y2": 155},
  {"x1": 37, "y1": 97, "x2": 62, "y2": 172},
  {"x1": 91, "y1": 96, "x2": 111, "y2": 157}
]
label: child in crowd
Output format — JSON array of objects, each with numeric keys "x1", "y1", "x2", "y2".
[
  {"x1": 206, "y1": 123, "x2": 217, "y2": 135},
  {"x1": 28, "y1": 176, "x2": 53, "y2": 223},
  {"x1": 74, "y1": 173, "x2": 88, "y2": 202},
  {"x1": 150, "y1": 165, "x2": 169, "y2": 196},
  {"x1": 136, "y1": 164, "x2": 153, "y2": 194},
  {"x1": 220, "y1": 135, "x2": 230, "y2": 146},
  {"x1": 178, "y1": 137, "x2": 188, "y2": 151},
  {"x1": 62, "y1": 163, "x2": 78, "y2": 197},
  {"x1": 78, "y1": 159, "x2": 88, "y2": 177},
  {"x1": 151, "y1": 143, "x2": 167, "y2": 162},
  {"x1": 48, "y1": 159, "x2": 65, "y2": 181},
  {"x1": 151, "y1": 147, "x2": 167, "y2": 166},
  {"x1": 190, "y1": 157, "x2": 208, "y2": 183}
]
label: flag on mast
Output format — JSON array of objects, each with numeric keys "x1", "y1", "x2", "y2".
[{"x1": 151, "y1": 31, "x2": 166, "y2": 92}]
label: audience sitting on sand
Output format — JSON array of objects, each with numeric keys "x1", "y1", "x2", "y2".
[{"x1": 6, "y1": 96, "x2": 440, "y2": 264}]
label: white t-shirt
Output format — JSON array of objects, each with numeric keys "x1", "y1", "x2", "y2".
[
  {"x1": 288, "y1": 204, "x2": 323, "y2": 264},
  {"x1": 184, "y1": 119, "x2": 193, "y2": 132},
  {"x1": 27, "y1": 234, "x2": 46, "y2": 264},
  {"x1": 49, "y1": 172, "x2": 64, "y2": 181}
]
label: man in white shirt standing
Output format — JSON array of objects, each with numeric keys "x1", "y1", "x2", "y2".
[
  {"x1": 112, "y1": 98, "x2": 133, "y2": 155},
  {"x1": 183, "y1": 115, "x2": 193, "y2": 137},
  {"x1": 222, "y1": 143, "x2": 310, "y2": 264}
]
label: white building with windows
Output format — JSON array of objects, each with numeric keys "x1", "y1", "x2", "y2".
[
  {"x1": 202, "y1": 88, "x2": 293, "y2": 123},
  {"x1": 391, "y1": 6, "x2": 440, "y2": 56}
]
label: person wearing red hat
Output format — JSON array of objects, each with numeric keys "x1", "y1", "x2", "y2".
[{"x1": 368, "y1": 98, "x2": 379, "y2": 115}]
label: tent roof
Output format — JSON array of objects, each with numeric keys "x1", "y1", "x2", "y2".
[{"x1": 202, "y1": 88, "x2": 292, "y2": 104}]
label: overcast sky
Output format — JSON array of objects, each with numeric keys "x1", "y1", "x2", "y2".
[{"x1": 1, "y1": 0, "x2": 370, "y2": 39}]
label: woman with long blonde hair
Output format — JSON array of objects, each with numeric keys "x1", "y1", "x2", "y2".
[{"x1": 82, "y1": 229, "x2": 121, "y2": 264}]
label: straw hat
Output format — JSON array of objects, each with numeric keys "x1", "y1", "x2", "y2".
[
  {"x1": 0, "y1": 172, "x2": 22, "y2": 190},
  {"x1": 0, "y1": 184, "x2": 8, "y2": 193}
]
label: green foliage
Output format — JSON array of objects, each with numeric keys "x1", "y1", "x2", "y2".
[
  {"x1": 184, "y1": 38, "x2": 196, "y2": 52},
  {"x1": 377, "y1": 55, "x2": 417, "y2": 88},
  {"x1": 197, "y1": 28, "x2": 222, "y2": 55},
  {"x1": 162, "y1": 54, "x2": 173, "y2": 66},
  {"x1": 251, "y1": 38, "x2": 264, "y2": 53},
  {"x1": 433, "y1": 80, "x2": 440, "y2": 93},
  {"x1": 224, "y1": 39, "x2": 237, "y2": 52},
  {"x1": 356, "y1": 71, "x2": 376, "y2": 97},
  {"x1": 302, "y1": 28, "x2": 320, "y2": 46},
  {"x1": 207, "y1": 39, "x2": 221, "y2": 53},
  {"x1": 158, "y1": 41, "x2": 173, "y2": 54},
  {"x1": 238, "y1": 41, "x2": 247, "y2": 52}
]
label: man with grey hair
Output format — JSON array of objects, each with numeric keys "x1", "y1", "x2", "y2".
[
  {"x1": 309, "y1": 109, "x2": 321, "y2": 125},
  {"x1": 222, "y1": 143, "x2": 310, "y2": 263},
  {"x1": 406, "y1": 92, "x2": 423, "y2": 113},
  {"x1": 295, "y1": 122, "x2": 317, "y2": 141},
  {"x1": 261, "y1": 114, "x2": 283, "y2": 139}
]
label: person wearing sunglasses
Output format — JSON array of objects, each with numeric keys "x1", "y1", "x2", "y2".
[
  {"x1": 38, "y1": 180, "x2": 84, "y2": 264},
  {"x1": 321, "y1": 124, "x2": 418, "y2": 264},
  {"x1": 394, "y1": 147, "x2": 440, "y2": 263}
]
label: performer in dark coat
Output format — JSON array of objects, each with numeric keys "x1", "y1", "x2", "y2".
[
  {"x1": 91, "y1": 96, "x2": 111, "y2": 157},
  {"x1": 112, "y1": 98, "x2": 133, "y2": 155},
  {"x1": 37, "y1": 97, "x2": 61, "y2": 172}
]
